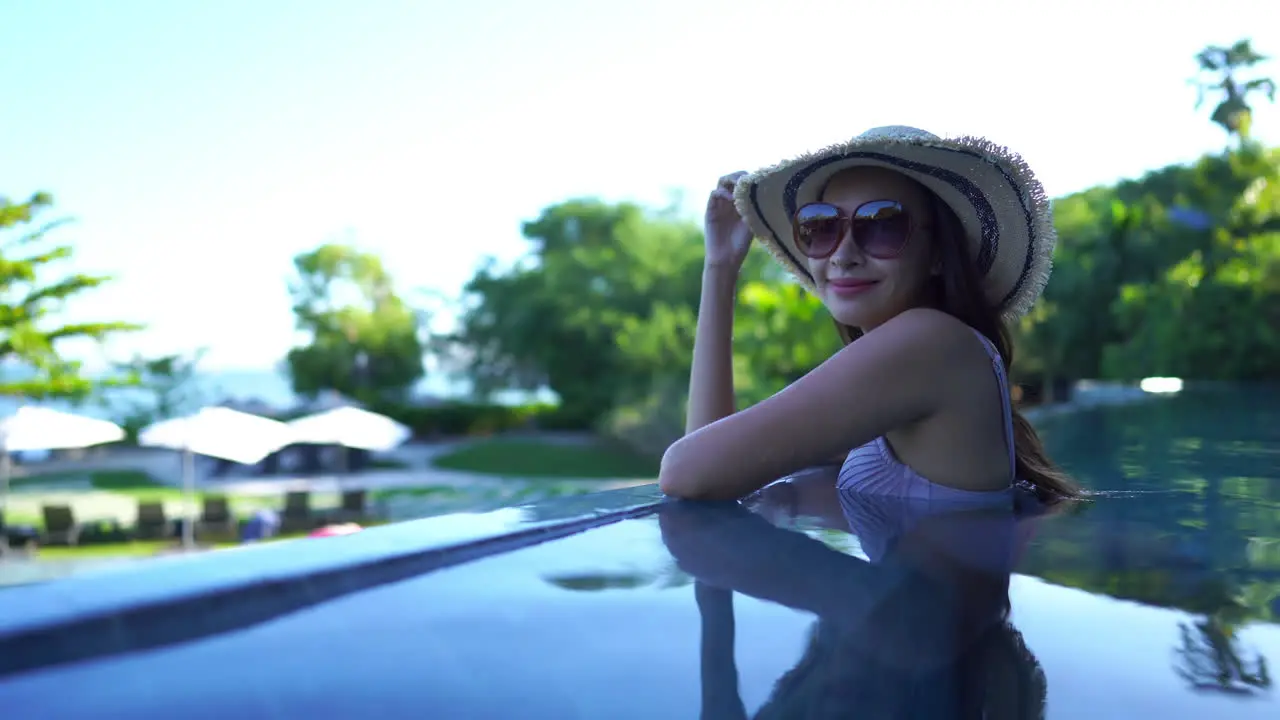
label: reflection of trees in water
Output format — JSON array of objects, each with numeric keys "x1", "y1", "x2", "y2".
[
  {"x1": 1171, "y1": 576, "x2": 1272, "y2": 694},
  {"x1": 1026, "y1": 389, "x2": 1279, "y2": 690},
  {"x1": 544, "y1": 566, "x2": 692, "y2": 592},
  {"x1": 1027, "y1": 388, "x2": 1280, "y2": 624},
  {"x1": 1175, "y1": 615, "x2": 1271, "y2": 695}
]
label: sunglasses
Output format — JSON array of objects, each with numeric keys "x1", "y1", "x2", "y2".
[{"x1": 791, "y1": 200, "x2": 913, "y2": 260}]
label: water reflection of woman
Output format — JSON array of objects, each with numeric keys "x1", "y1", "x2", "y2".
[{"x1": 660, "y1": 472, "x2": 1048, "y2": 719}]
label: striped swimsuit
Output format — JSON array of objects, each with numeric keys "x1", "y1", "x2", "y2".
[{"x1": 837, "y1": 330, "x2": 1017, "y2": 505}]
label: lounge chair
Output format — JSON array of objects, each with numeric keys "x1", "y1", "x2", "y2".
[
  {"x1": 194, "y1": 496, "x2": 238, "y2": 541},
  {"x1": 281, "y1": 491, "x2": 315, "y2": 534},
  {"x1": 40, "y1": 505, "x2": 83, "y2": 547},
  {"x1": 134, "y1": 501, "x2": 170, "y2": 540},
  {"x1": 332, "y1": 490, "x2": 369, "y2": 523}
]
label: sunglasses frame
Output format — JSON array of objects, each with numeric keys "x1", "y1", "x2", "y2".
[{"x1": 791, "y1": 199, "x2": 916, "y2": 261}]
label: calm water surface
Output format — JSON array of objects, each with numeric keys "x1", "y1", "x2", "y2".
[
  {"x1": 1029, "y1": 387, "x2": 1279, "y2": 623},
  {"x1": 0, "y1": 386, "x2": 1275, "y2": 718},
  {"x1": 1020, "y1": 386, "x2": 1279, "y2": 700}
]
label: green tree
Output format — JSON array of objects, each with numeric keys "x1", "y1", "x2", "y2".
[
  {"x1": 115, "y1": 349, "x2": 207, "y2": 418},
  {"x1": 450, "y1": 199, "x2": 707, "y2": 426},
  {"x1": 731, "y1": 279, "x2": 841, "y2": 404},
  {"x1": 285, "y1": 244, "x2": 426, "y2": 404},
  {"x1": 1192, "y1": 39, "x2": 1276, "y2": 145},
  {"x1": 1016, "y1": 36, "x2": 1280, "y2": 388},
  {"x1": 449, "y1": 196, "x2": 843, "y2": 445},
  {"x1": 1012, "y1": 193, "x2": 1151, "y2": 393},
  {"x1": 1021, "y1": 150, "x2": 1280, "y2": 384},
  {"x1": 1103, "y1": 147, "x2": 1280, "y2": 379},
  {"x1": 0, "y1": 192, "x2": 141, "y2": 400},
  {"x1": 105, "y1": 349, "x2": 207, "y2": 441}
]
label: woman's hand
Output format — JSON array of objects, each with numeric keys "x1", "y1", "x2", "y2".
[{"x1": 704, "y1": 172, "x2": 754, "y2": 271}]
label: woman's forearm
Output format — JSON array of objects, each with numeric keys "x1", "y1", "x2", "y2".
[{"x1": 685, "y1": 265, "x2": 740, "y2": 434}]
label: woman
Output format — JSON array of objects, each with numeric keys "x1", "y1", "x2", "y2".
[
  {"x1": 659, "y1": 478, "x2": 1048, "y2": 718},
  {"x1": 658, "y1": 125, "x2": 1081, "y2": 503}
]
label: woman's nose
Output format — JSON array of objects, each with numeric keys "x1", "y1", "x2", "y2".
[{"x1": 829, "y1": 227, "x2": 864, "y2": 266}]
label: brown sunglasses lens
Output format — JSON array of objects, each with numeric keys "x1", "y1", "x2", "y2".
[
  {"x1": 853, "y1": 200, "x2": 910, "y2": 259},
  {"x1": 793, "y1": 200, "x2": 910, "y2": 260},
  {"x1": 793, "y1": 203, "x2": 845, "y2": 259}
]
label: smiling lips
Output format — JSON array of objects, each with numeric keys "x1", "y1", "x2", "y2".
[{"x1": 827, "y1": 278, "x2": 879, "y2": 297}]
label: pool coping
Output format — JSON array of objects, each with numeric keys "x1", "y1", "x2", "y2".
[{"x1": 0, "y1": 484, "x2": 667, "y2": 676}]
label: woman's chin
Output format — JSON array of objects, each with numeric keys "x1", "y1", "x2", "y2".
[{"x1": 826, "y1": 298, "x2": 878, "y2": 329}]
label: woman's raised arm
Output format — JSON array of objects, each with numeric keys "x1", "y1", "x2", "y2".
[{"x1": 684, "y1": 172, "x2": 754, "y2": 434}]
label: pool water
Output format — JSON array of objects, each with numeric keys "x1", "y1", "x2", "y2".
[
  {"x1": 0, "y1": 386, "x2": 1276, "y2": 718},
  {"x1": 1022, "y1": 386, "x2": 1280, "y2": 695}
]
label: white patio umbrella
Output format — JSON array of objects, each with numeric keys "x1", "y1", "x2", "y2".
[
  {"x1": 138, "y1": 407, "x2": 295, "y2": 549},
  {"x1": 286, "y1": 406, "x2": 411, "y2": 453},
  {"x1": 0, "y1": 406, "x2": 126, "y2": 516}
]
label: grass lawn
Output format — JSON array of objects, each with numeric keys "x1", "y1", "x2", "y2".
[
  {"x1": 5, "y1": 470, "x2": 286, "y2": 531},
  {"x1": 431, "y1": 439, "x2": 659, "y2": 479}
]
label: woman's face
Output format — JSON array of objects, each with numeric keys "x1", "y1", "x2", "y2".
[{"x1": 804, "y1": 167, "x2": 938, "y2": 332}]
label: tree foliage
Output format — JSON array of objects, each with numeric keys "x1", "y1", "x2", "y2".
[
  {"x1": 285, "y1": 244, "x2": 425, "y2": 404},
  {"x1": 0, "y1": 192, "x2": 141, "y2": 400},
  {"x1": 1192, "y1": 38, "x2": 1277, "y2": 144},
  {"x1": 102, "y1": 349, "x2": 207, "y2": 441},
  {"x1": 112, "y1": 349, "x2": 207, "y2": 421},
  {"x1": 447, "y1": 199, "x2": 840, "y2": 440},
  {"x1": 449, "y1": 200, "x2": 707, "y2": 426},
  {"x1": 1015, "y1": 142, "x2": 1280, "y2": 384}
]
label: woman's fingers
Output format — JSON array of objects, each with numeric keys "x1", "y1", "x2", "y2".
[{"x1": 717, "y1": 171, "x2": 747, "y2": 192}]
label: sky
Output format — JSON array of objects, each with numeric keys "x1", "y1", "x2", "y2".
[{"x1": 2, "y1": 0, "x2": 1278, "y2": 371}]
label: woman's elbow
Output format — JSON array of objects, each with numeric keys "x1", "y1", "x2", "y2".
[
  {"x1": 657, "y1": 473, "x2": 685, "y2": 497},
  {"x1": 658, "y1": 442, "x2": 705, "y2": 498},
  {"x1": 659, "y1": 476, "x2": 716, "y2": 500},
  {"x1": 659, "y1": 443, "x2": 739, "y2": 500},
  {"x1": 657, "y1": 450, "x2": 688, "y2": 497}
]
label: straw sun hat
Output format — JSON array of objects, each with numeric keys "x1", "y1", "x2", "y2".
[{"x1": 731, "y1": 126, "x2": 1055, "y2": 326}]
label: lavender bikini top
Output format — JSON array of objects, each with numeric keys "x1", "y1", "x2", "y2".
[{"x1": 837, "y1": 329, "x2": 1017, "y2": 505}]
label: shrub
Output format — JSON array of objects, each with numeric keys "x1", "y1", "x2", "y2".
[{"x1": 369, "y1": 400, "x2": 590, "y2": 438}]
